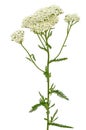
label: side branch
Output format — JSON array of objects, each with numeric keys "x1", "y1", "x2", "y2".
[
  {"x1": 49, "y1": 24, "x2": 72, "y2": 63},
  {"x1": 21, "y1": 44, "x2": 44, "y2": 73}
]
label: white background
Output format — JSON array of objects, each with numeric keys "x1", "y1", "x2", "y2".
[{"x1": 0, "y1": 0, "x2": 86, "y2": 130}]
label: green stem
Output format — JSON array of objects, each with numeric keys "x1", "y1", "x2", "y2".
[
  {"x1": 50, "y1": 25, "x2": 72, "y2": 63},
  {"x1": 37, "y1": 34, "x2": 46, "y2": 49},
  {"x1": 41, "y1": 34, "x2": 46, "y2": 43},
  {"x1": 46, "y1": 37, "x2": 50, "y2": 130},
  {"x1": 21, "y1": 44, "x2": 44, "y2": 73}
]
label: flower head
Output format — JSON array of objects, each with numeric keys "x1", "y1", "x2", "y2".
[
  {"x1": 22, "y1": 5, "x2": 63, "y2": 33},
  {"x1": 34, "y1": 5, "x2": 63, "y2": 17},
  {"x1": 64, "y1": 14, "x2": 80, "y2": 25},
  {"x1": 11, "y1": 30, "x2": 24, "y2": 44}
]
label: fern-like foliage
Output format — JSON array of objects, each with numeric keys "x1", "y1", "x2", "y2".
[
  {"x1": 29, "y1": 92, "x2": 48, "y2": 112},
  {"x1": 29, "y1": 104, "x2": 41, "y2": 112},
  {"x1": 49, "y1": 84, "x2": 69, "y2": 100},
  {"x1": 51, "y1": 89, "x2": 69, "y2": 100}
]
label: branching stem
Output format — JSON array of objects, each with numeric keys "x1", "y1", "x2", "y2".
[
  {"x1": 22, "y1": 26, "x2": 73, "y2": 130},
  {"x1": 21, "y1": 44, "x2": 44, "y2": 73}
]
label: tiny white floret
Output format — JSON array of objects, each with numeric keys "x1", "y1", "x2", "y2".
[{"x1": 22, "y1": 5, "x2": 63, "y2": 33}]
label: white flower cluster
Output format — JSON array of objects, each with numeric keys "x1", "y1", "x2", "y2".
[
  {"x1": 11, "y1": 30, "x2": 24, "y2": 44},
  {"x1": 22, "y1": 5, "x2": 63, "y2": 33},
  {"x1": 64, "y1": 14, "x2": 80, "y2": 24}
]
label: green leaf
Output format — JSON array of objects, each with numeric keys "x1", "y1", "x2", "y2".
[
  {"x1": 26, "y1": 57, "x2": 31, "y2": 61},
  {"x1": 48, "y1": 31, "x2": 52, "y2": 37},
  {"x1": 49, "y1": 103, "x2": 55, "y2": 109},
  {"x1": 48, "y1": 29, "x2": 52, "y2": 38},
  {"x1": 40, "y1": 100, "x2": 48, "y2": 110},
  {"x1": 49, "y1": 83, "x2": 56, "y2": 93},
  {"x1": 38, "y1": 45, "x2": 47, "y2": 51},
  {"x1": 50, "y1": 109, "x2": 58, "y2": 122},
  {"x1": 50, "y1": 90, "x2": 69, "y2": 100},
  {"x1": 39, "y1": 92, "x2": 48, "y2": 110},
  {"x1": 49, "y1": 57, "x2": 68, "y2": 63},
  {"x1": 30, "y1": 92, "x2": 48, "y2": 112},
  {"x1": 55, "y1": 58, "x2": 68, "y2": 61},
  {"x1": 52, "y1": 109, "x2": 58, "y2": 120},
  {"x1": 49, "y1": 123, "x2": 73, "y2": 128},
  {"x1": 53, "y1": 117, "x2": 58, "y2": 122},
  {"x1": 47, "y1": 43, "x2": 52, "y2": 49},
  {"x1": 31, "y1": 54, "x2": 36, "y2": 61},
  {"x1": 39, "y1": 92, "x2": 45, "y2": 101},
  {"x1": 29, "y1": 104, "x2": 41, "y2": 112},
  {"x1": 44, "y1": 118, "x2": 48, "y2": 121}
]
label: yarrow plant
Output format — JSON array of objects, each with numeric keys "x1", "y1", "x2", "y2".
[{"x1": 11, "y1": 5, "x2": 80, "y2": 130}]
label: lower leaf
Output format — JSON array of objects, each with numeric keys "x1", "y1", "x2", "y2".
[
  {"x1": 51, "y1": 89, "x2": 69, "y2": 100},
  {"x1": 29, "y1": 104, "x2": 41, "y2": 112}
]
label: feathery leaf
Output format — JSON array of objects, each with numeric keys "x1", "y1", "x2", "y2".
[
  {"x1": 50, "y1": 89, "x2": 69, "y2": 100},
  {"x1": 49, "y1": 57, "x2": 68, "y2": 63},
  {"x1": 55, "y1": 58, "x2": 68, "y2": 61},
  {"x1": 29, "y1": 104, "x2": 41, "y2": 112},
  {"x1": 49, "y1": 123, "x2": 73, "y2": 128}
]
